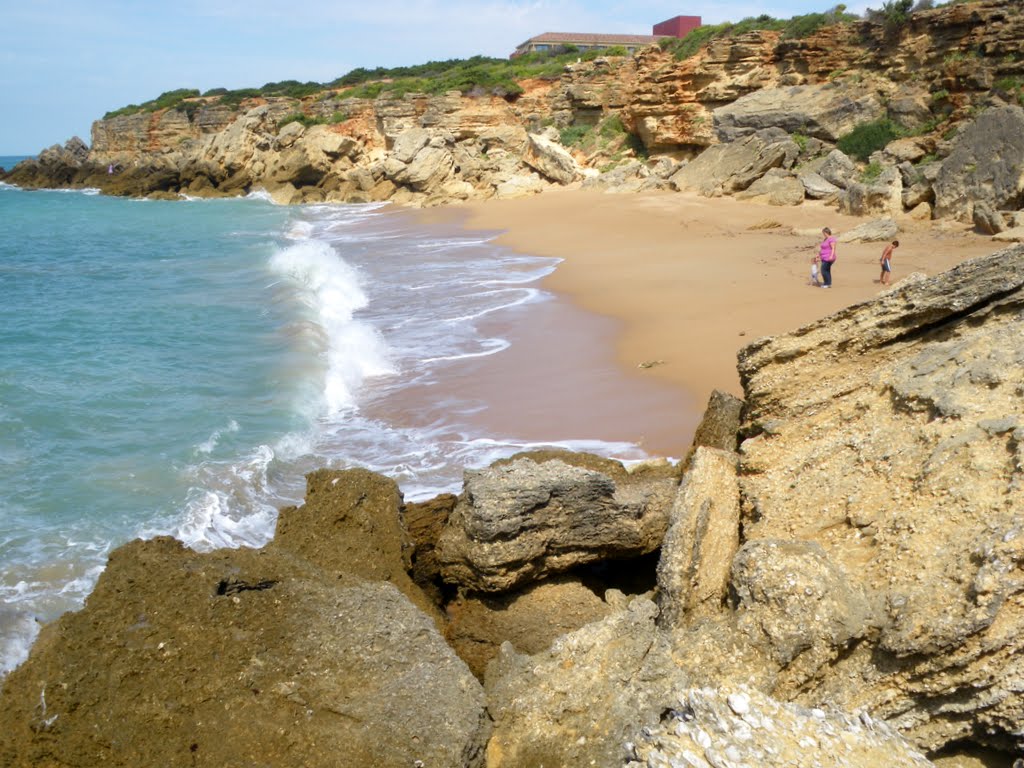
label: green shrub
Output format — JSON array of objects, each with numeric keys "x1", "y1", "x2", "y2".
[
  {"x1": 559, "y1": 125, "x2": 591, "y2": 146},
  {"x1": 660, "y1": 9, "x2": 857, "y2": 59},
  {"x1": 260, "y1": 80, "x2": 323, "y2": 98},
  {"x1": 599, "y1": 114, "x2": 626, "y2": 139},
  {"x1": 219, "y1": 88, "x2": 262, "y2": 108},
  {"x1": 103, "y1": 88, "x2": 200, "y2": 119},
  {"x1": 861, "y1": 161, "x2": 884, "y2": 182},
  {"x1": 865, "y1": 0, "x2": 914, "y2": 29},
  {"x1": 837, "y1": 118, "x2": 903, "y2": 160},
  {"x1": 277, "y1": 113, "x2": 329, "y2": 129},
  {"x1": 661, "y1": 23, "x2": 733, "y2": 60},
  {"x1": 791, "y1": 132, "x2": 809, "y2": 151}
]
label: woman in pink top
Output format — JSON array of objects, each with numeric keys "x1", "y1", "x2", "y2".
[{"x1": 817, "y1": 227, "x2": 837, "y2": 287}]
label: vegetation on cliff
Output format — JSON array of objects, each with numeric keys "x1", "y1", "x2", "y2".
[{"x1": 101, "y1": 48, "x2": 631, "y2": 120}]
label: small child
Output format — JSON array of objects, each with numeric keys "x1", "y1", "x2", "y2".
[{"x1": 879, "y1": 240, "x2": 898, "y2": 285}]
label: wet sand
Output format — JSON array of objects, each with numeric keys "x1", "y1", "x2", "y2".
[{"x1": 428, "y1": 189, "x2": 999, "y2": 448}]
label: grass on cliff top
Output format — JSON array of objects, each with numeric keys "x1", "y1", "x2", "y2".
[
  {"x1": 102, "y1": 47, "x2": 629, "y2": 119},
  {"x1": 103, "y1": 88, "x2": 201, "y2": 119},
  {"x1": 659, "y1": 10, "x2": 861, "y2": 61}
]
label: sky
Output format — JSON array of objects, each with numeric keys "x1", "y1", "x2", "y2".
[{"x1": 1, "y1": 0, "x2": 872, "y2": 155}]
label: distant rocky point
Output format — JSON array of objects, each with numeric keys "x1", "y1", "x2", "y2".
[
  {"x1": 4, "y1": 0, "x2": 1024, "y2": 232},
  {"x1": 2, "y1": 243, "x2": 1023, "y2": 766}
]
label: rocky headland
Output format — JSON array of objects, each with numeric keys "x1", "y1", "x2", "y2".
[
  {"x1": 2, "y1": 242, "x2": 1023, "y2": 765},
  {"x1": 5, "y1": 0, "x2": 1024, "y2": 236}
]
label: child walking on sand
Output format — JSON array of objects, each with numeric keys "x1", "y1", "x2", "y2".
[{"x1": 879, "y1": 240, "x2": 898, "y2": 285}]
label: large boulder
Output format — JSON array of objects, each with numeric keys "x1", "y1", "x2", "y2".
[
  {"x1": 817, "y1": 148, "x2": 857, "y2": 189},
  {"x1": 713, "y1": 82, "x2": 886, "y2": 143},
  {"x1": 0, "y1": 538, "x2": 488, "y2": 768},
  {"x1": 735, "y1": 245, "x2": 1024, "y2": 752},
  {"x1": 734, "y1": 168, "x2": 805, "y2": 205},
  {"x1": 933, "y1": 105, "x2": 1024, "y2": 221},
  {"x1": 523, "y1": 132, "x2": 583, "y2": 184},
  {"x1": 839, "y1": 166, "x2": 903, "y2": 216},
  {"x1": 838, "y1": 217, "x2": 899, "y2": 243},
  {"x1": 437, "y1": 453, "x2": 678, "y2": 592},
  {"x1": 669, "y1": 128, "x2": 798, "y2": 197},
  {"x1": 799, "y1": 170, "x2": 842, "y2": 201}
]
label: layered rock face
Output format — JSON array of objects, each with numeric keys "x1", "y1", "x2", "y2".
[{"x1": 6, "y1": 0, "x2": 1024, "y2": 220}]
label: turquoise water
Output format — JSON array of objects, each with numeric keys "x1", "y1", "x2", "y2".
[{"x1": 0, "y1": 177, "x2": 656, "y2": 673}]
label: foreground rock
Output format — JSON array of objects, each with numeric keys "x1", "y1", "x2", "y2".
[
  {"x1": 627, "y1": 687, "x2": 935, "y2": 768},
  {"x1": 736, "y1": 245, "x2": 1024, "y2": 752},
  {"x1": 0, "y1": 539, "x2": 488, "y2": 768}
]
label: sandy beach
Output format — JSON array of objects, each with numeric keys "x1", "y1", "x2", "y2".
[{"x1": 426, "y1": 189, "x2": 1001, "y2": 453}]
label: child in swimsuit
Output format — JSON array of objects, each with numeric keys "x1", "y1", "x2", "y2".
[{"x1": 879, "y1": 240, "x2": 898, "y2": 285}]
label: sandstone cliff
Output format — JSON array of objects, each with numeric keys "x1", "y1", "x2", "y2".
[
  {"x1": 5, "y1": 0, "x2": 1024, "y2": 226},
  {"x1": 3, "y1": 246, "x2": 1023, "y2": 765}
]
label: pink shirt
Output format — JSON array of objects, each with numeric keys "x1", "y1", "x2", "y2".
[{"x1": 819, "y1": 236, "x2": 837, "y2": 262}]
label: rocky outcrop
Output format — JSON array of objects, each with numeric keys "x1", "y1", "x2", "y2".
[
  {"x1": 656, "y1": 447, "x2": 740, "y2": 627},
  {"x1": 713, "y1": 81, "x2": 886, "y2": 143},
  {"x1": 669, "y1": 128, "x2": 798, "y2": 196},
  {"x1": 736, "y1": 245, "x2": 1024, "y2": 752},
  {"x1": 437, "y1": 453, "x2": 678, "y2": 593},
  {"x1": 5, "y1": 1, "x2": 1024, "y2": 218},
  {"x1": 484, "y1": 596, "x2": 679, "y2": 768},
  {"x1": 933, "y1": 104, "x2": 1024, "y2": 221}
]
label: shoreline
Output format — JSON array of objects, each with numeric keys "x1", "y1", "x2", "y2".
[{"x1": 425, "y1": 189, "x2": 1001, "y2": 436}]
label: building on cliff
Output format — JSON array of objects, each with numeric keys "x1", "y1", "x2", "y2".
[{"x1": 511, "y1": 14, "x2": 700, "y2": 57}]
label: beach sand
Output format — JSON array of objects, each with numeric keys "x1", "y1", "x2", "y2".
[{"x1": 422, "y1": 189, "x2": 1000, "y2": 457}]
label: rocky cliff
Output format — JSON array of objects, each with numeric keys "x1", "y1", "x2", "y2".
[
  {"x1": 5, "y1": 0, "x2": 1024, "y2": 227},
  {"x1": 3, "y1": 245, "x2": 1023, "y2": 765}
]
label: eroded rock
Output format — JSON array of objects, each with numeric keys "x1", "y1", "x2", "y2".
[{"x1": 437, "y1": 454, "x2": 678, "y2": 593}]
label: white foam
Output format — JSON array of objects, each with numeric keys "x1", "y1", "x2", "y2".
[
  {"x1": 0, "y1": 611, "x2": 40, "y2": 676},
  {"x1": 441, "y1": 287, "x2": 542, "y2": 324},
  {"x1": 172, "y1": 445, "x2": 280, "y2": 551},
  {"x1": 420, "y1": 337, "x2": 510, "y2": 363},
  {"x1": 268, "y1": 239, "x2": 395, "y2": 415},
  {"x1": 245, "y1": 188, "x2": 277, "y2": 204},
  {"x1": 195, "y1": 420, "x2": 240, "y2": 455}
]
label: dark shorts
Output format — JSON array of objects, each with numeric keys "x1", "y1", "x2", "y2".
[{"x1": 882, "y1": 259, "x2": 891, "y2": 272}]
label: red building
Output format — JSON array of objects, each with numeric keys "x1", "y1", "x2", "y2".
[
  {"x1": 653, "y1": 15, "x2": 703, "y2": 38},
  {"x1": 512, "y1": 14, "x2": 702, "y2": 58}
]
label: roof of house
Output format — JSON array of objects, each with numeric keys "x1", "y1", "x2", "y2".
[{"x1": 516, "y1": 32, "x2": 665, "y2": 47}]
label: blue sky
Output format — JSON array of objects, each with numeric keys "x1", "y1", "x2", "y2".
[{"x1": 1, "y1": 0, "x2": 871, "y2": 154}]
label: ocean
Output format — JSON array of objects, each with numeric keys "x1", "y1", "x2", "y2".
[{"x1": 0, "y1": 158, "x2": 692, "y2": 675}]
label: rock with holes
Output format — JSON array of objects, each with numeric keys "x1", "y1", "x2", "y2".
[{"x1": 627, "y1": 686, "x2": 936, "y2": 768}]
